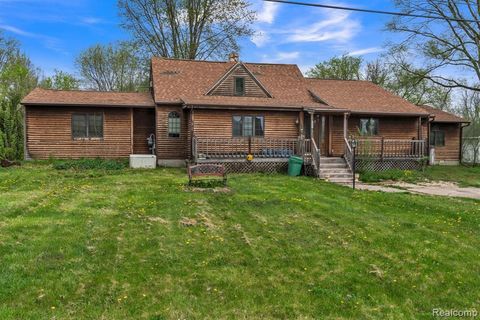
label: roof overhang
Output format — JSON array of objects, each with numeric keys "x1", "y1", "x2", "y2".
[
  {"x1": 349, "y1": 111, "x2": 430, "y2": 117},
  {"x1": 23, "y1": 102, "x2": 155, "y2": 108},
  {"x1": 183, "y1": 103, "x2": 301, "y2": 112}
]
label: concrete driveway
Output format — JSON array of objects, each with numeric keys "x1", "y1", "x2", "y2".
[{"x1": 356, "y1": 181, "x2": 480, "y2": 200}]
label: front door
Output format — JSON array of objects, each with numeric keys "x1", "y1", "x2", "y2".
[{"x1": 315, "y1": 115, "x2": 329, "y2": 156}]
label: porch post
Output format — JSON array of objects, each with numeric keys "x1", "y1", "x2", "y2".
[
  {"x1": 299, "y1": 110, "x2": 304, "y2": 138},
  {"x1": 418, "y1": 116, "x2": 423, "y2": 140},
  {"x1": 309, "y1": 111, "x2": 314, "y2": 141},
  {"x1": 343, "y1": 112, "x2": 348, "y2": 140}
]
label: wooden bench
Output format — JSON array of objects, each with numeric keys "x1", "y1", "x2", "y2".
[{"x1": 188, "y1": 164, "x2": 227, "y2": 186}]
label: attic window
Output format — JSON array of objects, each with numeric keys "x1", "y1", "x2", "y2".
[{"x1": 234, "y1": 77, "x2": 245, "y2": 96}]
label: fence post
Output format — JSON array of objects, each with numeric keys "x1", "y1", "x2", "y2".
[{"x1": 248, "y1": 136, "x2": 252, "y2": 155}]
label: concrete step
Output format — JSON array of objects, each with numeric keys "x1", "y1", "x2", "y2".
[
  {"x1": 320, "y1": 163, "x2": 349, "y2": 169},
  {"x1": 320, "y1": 157, "x2": 345, "y2": 164},
  {"x1": 325, "y1": 177, "x2": 356, "y2": 184},
  {"x1": 320, "y1": 168, "x2": 352, "y2": 174},
  {"x1": 320, "y1": 173, "x2": 353, "y2": 179}
]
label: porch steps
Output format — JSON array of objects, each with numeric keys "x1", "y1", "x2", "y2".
[{"x1": 319, "y1": 157, "x2": 357, "y2": 186}]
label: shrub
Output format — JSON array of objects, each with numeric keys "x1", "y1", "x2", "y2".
[{"x1": 52, "y1": 158, "x2": 128, "y2": 171}]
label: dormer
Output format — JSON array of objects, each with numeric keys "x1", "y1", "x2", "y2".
[{"x1": 206, "y1": 59, "x2": 272, "y2": 98}]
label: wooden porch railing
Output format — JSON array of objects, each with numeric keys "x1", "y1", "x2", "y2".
[
  {"x1": 352, "y1": 138, "x2": 426, "y2": 159},
  {"x1": 193, "y1": 136, "x2": 303, "y2": 160},
  {"x1": 310, "y1": 138, "x2": 321, "y2": 177},
  {"x1": 344, "y1": 137, "x2": 353, "y2": 171}
]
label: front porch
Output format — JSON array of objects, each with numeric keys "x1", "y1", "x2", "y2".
[{"x1": 191, "y1": 136, "x2": 427, "y2": 175}]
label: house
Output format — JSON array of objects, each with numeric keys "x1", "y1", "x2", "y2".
[{"x1": 21, "y1": 54, "x2": 469, "y2": 180}]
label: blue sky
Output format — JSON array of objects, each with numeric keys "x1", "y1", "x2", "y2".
[{"x1": 0, "y1": 0, "x2": 400, "y2": 76}]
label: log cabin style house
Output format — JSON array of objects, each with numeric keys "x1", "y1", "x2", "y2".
[{"x1": 21, "y1": 54, "x2": 469, "y2": 181}]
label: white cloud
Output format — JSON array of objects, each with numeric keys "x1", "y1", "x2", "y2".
[
  {"x1": 257, "y1": 2, "x2": 279, "y2": 24},
  {"x1": 0, "y1": 24, "x2": 35, "y2": 37},
  {"x1": 0, "y1": 23, "x2": 67, "y2": 54},
  {"x1": 80, "y1": 17, "x2": 103, "y2": 25},
  {"x1": 251, "y1": 30, "x2": 270, "y2": 47},
  {"x1": 348, "y1": 47, "x2": 384, "y2": 56},
  {"x1": 263, "y1": 51, "x2": 300, "y2": 63},
  {"x1": 285, "y1": 11, "x2": 360, "y2": 43}
]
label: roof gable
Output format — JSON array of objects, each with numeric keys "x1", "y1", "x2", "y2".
[
  {"x1": 206, "y1": 62, "x2": 272, "y2": 98},
  {"x1": 150, "y1": 58, "x2": 317, "y2": 107}
]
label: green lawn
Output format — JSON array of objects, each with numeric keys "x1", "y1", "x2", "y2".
[
  {"x1": 360, "y1": 165, "x2": 480, "y2": 188},
  {"x1": 0, "y1": 162, "x2": 479, "y2": 319}
]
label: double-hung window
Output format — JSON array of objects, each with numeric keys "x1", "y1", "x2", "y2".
[
  {"x1": 232, "y1": 115, "x2": 264, "y2": 137},
  {"x1": 359, "y1": 118, "x2": 379, "y2": 136},
  {"x1": 72, "y1": 113, "x2": 103, "y2": 139},
  {"x1": 430, "y1": 128, "x2": 445, "y2": 147}
]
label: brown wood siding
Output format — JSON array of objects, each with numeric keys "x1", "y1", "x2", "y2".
[
  {"x1": 330, "y1": 116, "x2": 422, "y2": 156},
  {"x1": 192, "y1": 109, "x2": 298, "y2": 138},
  {"x1": 156, "y1": 106, "x2": 188, "y2": 159},
  {"x1": 133, "y1": 108, "x2": 155, "y2": 154},
  {"x1": 432, "y1": 123, "x2": 461, "y2": 161},
  {"x1": 25, "y1": 106, "x2": 132, "y2": 159},
  {"x1": 210, "y1": 66, "x2": 268, "y2": 98}
]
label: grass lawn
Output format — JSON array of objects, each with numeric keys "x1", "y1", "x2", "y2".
[
  {"x1": 360, "y1": 165, "x2": 480, "y2": 188},
  {"x1": 0, "y1": 162, "x2": 479, "y2": 319}
]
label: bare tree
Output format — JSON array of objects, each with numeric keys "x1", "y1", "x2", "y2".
[
  {"x1": 76, "y1": 42, "x2": 148, "y2": 92},
  {"x1": 117, "y1": 0, "x2": 255, "y2": 60},
  {"x1": 457, "y1": 88, "x2": 480, "y2": 164},
  {"x1": 387, "y1": 0, "x2": 480, "y2": 91}
]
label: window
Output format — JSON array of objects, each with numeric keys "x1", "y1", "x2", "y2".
[
  {"x1": 232, "y1": 115, "x2": 264, "y2": 137},
  {"x1": 359, "y1": 118, "x2": 379, "y2": 136},
  {"x1": 168, "y1": 111, "x2": 181, "y2": 137},
  {"x1": 430, "y1": 129, "x2": 445, "y2": 147},
  {"x1": 234, "y1": 77, "x2": 245, "y2": 96},
  {"x1": 72, "y1": 113, "x2": 103, "y2": 139}
]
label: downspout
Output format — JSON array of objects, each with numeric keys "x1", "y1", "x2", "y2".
[{"x1": 460, "y1": 122, "x2": 471, "y2": 165}]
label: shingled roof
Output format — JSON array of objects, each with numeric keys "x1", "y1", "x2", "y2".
[
  {"x1": 306, "y1": 79, "x2": 429, "y2": 116},
  {"x1": 22, "y1": 58, "x2": 439, "y2": 117},
  {"x1": 419, "y1": 105, "x2": 469, "y2": 123},
  {"x1": 151, "y1": 57, "x2": 323, "y2": 108},
  {"x1": 22, "y1": 88, "x2": 155, "y2": 107}
]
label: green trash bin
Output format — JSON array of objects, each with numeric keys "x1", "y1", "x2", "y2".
[{"x1": 288, "y1": 156, "x2": 304, "y2": 176}]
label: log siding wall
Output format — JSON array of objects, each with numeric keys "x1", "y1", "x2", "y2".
[
  {"x1": 192, "y1": 109, "x2": 299, "y2": 139},
  {"x1": 209, "y1": 66, "x2": 268, "y2": 98},
  {"x1": 431, "y1": 123, "x2": 461, "y2": 162},
  {"x1": 25, "y1": 106, "x2": 133, "y2": 159},
  {"x1": 156, "y1": 105, "x2": 189, "y2": 159}
]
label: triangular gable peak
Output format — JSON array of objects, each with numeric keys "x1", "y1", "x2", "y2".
[{"x1": 206, "y1": 62, "x2": 272, "y2": 98}]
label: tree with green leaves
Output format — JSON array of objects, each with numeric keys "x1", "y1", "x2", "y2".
[
  {"x1": 118, "y1": 0, "x2": 255, "y2": 60},
  {"x1": 40, "y1": 69, "x2": 80, "y2": 90},
  {"x1": 76, "y1": 42, "x2": 148, "y2": 92},
  {"x1": 0, "y1": 32, "x2": 39, "y2": 160},
  {"x1": 306, "y1": 55, "x2": 362, "y2": 80}
]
